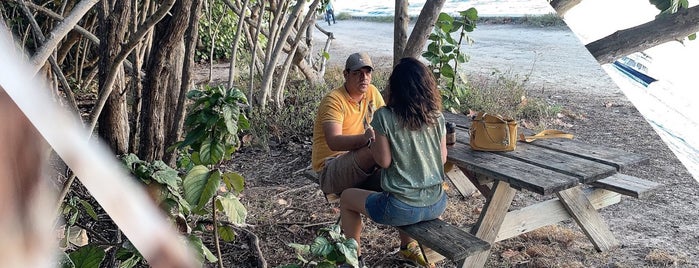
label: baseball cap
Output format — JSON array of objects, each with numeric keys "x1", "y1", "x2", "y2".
[{"x1": 345, "y1": 52, "x2": 373, "y2": 71}]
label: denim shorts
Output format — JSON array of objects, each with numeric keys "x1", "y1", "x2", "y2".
[{"x1": 365, "y1": 192, "x2": 447, "y2": 226}]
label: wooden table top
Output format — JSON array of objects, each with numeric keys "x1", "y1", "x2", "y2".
[{"x1": 443, "y1": 112, "x2": 649, "y2": 196}]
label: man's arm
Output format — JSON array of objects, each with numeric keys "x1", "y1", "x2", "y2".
[{"x1": 323, "y1": 122, "x2": 374, "y2": 151}]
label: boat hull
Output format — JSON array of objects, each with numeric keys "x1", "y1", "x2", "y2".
[{"x1": 612, "y1": 60, "x2": 657, "y2": 87}]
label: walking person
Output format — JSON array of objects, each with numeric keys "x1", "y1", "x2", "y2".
[
  {"x1": 325, "y1": 0, "x2": 336, "y2": 25},
  {"x1": 339, "y1": 57, "x2": 448, "y2": 268}
]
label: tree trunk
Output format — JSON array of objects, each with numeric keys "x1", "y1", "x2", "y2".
[
  {"x1": 585, "y1": 4, "x2": 699, "y2": 64},
  {"x1": 402, "y1": 0, "x2": 446, "y2": 59},
  {"x1": 226, "y1": 0, "x2": 250, "y2": 89},
  {"x1": 257, "y1": 0, "x2": 304, "y2": 108},
  {"x1": 163, "y1": 0, "x2": 203, "y2": 166},
  {"x1": 248, "y1": 1, "x2": 265, "y2": 103},
  {"x1": 393, "y1": 0, "x2": 409, "y2": 66},
  {"x1": 98, "y1": 0, "x2": 132, "y2": 155},
  {"x1": 139, "y1": 0, "x2": 192, "y2": 162}
]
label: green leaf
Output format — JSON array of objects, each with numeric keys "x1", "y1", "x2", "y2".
[
  {"x1": 179, "y1": 126, "x2": 206, "y2": 149},
  {"x1": 183, "y1": 166, "x2": 220, "y2": 214},
  {"x1": 689, "y1": 33, "x2": 696, "y2": 40},
  {"x1": 117, "y1": 255, "x2": 141, "y2": 268},
  {"x1": 77, "y1": 199, "x2": 98, "y2": 221},
  {"x1": 462, "y1": 7, "x2": 479, "y2": 20},
  {"x1": 310, "y1": 236, "x2": 333, "y2": 257},
  {"x1": 200, "y1": 138, "x2": 225, "y2": 165},
  {"x1": 120, "y1": 154, "x2": 141, "y2": 172},
  {"x1": 152, "y1": 168, "x2": 180, "y2": 189},
  {"x1": 288, "y1": 243, "x2": 311, "y2": 254},
  {"x1": 441, "y1": 45, "x2": 455, "y2": 53},
  {"x1": 216, "y1": 193, "x2": 247, "y2": 224},
  {"x1": 322, "y1": 51, "x2": 330, "y2": 60},
  {"x1": 238, "y1": 113, "x2": 250, "y2": 130},
  {"x1": 218, "y1": 224, "x2": 236, "y2": 242},
  {"x1": 69, "y1": 245, "x2": 105, "y2": 268},
  {"x1": 441, "y1": 64, "x2": 455, "y2": 79},
  {"x1": 222, "y1": 172, "x2": 245, "y2": 194},
  {"x1": 222, "y1": 105, "x2": 237, "y2": 135},
  {"x1": 187, "y1": 234, "x2": 217, "y2": 263},
  {"x1": 336, "y1": 242, "x2": 358, "y2": 267},
  {"x1": 327, "y1": 224, "x2": 343, "y2": 241},
  {"x1": 227, "y1": 88, "x2": 248, "y2": 103}
]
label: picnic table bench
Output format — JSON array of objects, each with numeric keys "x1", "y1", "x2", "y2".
[{"x1": 442, "y1": 111, "x2": 662, "y2": 267}]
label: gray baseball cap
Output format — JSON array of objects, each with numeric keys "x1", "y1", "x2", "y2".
[{"x1": 345, "y1": 52, "x2": 373, "y2": 71}]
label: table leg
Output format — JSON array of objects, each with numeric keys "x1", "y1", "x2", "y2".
[
  {"x1": 557, "y1": 186, "x2": 620, "y2": 252},
  {"x1": 444, "y1": 163, "x2": 479, "y2": 197},
  {"x1": 446, "y1": 163, "x2": 493, "y2": 199},
  {"x1": 459, "y1": 180, "x2": 517, "y2": 268}
]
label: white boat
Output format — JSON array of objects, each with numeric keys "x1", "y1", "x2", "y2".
[{"x1": 612, "y1": 52, "x2": 658, "y2": 87}]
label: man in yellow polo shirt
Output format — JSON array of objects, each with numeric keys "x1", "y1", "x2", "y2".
[{"x1": 312, "y1": 52, "x2": 385, "y2": 195}]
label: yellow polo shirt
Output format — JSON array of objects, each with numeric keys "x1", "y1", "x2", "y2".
[{"x1": 311, "y1": 85, "x2": 385, "y2": 171}]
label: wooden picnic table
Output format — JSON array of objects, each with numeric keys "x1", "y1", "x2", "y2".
[{"x1": 441, "y1": 112, "x2": 656, "y2": 268}]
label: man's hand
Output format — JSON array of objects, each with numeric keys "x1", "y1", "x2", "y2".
[{"x1": 363, "y1": 127, "x2": 375, "y2": 144}]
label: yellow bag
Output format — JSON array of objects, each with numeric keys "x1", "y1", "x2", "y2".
[{"x1": 469, "y1": 112, "x2": 518, "y2": 151}]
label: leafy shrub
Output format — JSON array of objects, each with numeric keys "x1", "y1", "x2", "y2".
[
  {"x1": 458, "y1": 70, "x2": 562, "y2": 129},
  {"x1": 283, "y1": 224, "x2": 359, "y2": 267}
]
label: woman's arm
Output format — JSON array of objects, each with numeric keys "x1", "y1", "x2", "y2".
[
  {"x1": 441, "y1": 134, "x2": 448, "y2": 164},
  {"x1": 370, "y1": 133, "x2": 391, "y2": 168}
]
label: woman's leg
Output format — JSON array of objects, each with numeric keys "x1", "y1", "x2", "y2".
[{"x1": 340, "y1": 188, "x2": 374, "y2": 256}]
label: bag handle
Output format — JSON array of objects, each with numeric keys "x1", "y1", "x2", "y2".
[{"x1": 518, "y1": 129, "x2": 573, "y2": 143}]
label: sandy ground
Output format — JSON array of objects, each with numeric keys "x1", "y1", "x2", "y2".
[{"x1": 309, "y1": 20, "x2": 699, "y2": 266}]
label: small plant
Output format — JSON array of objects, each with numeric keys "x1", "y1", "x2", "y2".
[
  {"x1": 282, "y1": 224, "x2": 359, "y2": 268},
  {"x1": 422, "y1": 8, "x2": 478, "y2": 111},
  {"x1": 174, "y1": 84, "x2": 250, "y2": 266}
]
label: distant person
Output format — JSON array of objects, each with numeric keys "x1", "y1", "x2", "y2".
[
  {"x1": 339, "y1": 57, "x2": 447, "y2": 268},
  {"x1": 311, "y1": 52, "x2": 385, "y2": 197},
  {"x1": 325, "y1": 0, "x2": 336, "y2": 25}
]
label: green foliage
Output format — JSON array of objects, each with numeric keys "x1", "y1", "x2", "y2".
[
  {"x1": 198, "y1": 1, "x2": 238, "y2": 62},
  {"x1": 171, "y1": 84, "x2": 250, "y2": 265},
  {"x1": 422, "y1": 8, "x2": 478, "y2": 111},
  {"x1": 66, "y1": 245, "x2": 105, "y2": 268},
  {"x1": 187, "y1": 234, "x2": 219, "y2": 263},
  {"x1": 115, "y1": 243, "x2": 144, "y2": 268},
  {"x1": 121, "y1": 153, "x2": 190, "y2": 214},
  {"x1": 284, "y1": 224, "x2": 359, "y2": 267},
  {"x1": 177, "y1": 84, "x2": 250, "y2": 165},
  {"x1": 649, "y1": 0, "x2": 689, "y2": 14}
]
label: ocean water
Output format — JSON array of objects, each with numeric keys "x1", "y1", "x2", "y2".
[{"x1": 332, "y1": 0, "x2": 699, "y2": 181}]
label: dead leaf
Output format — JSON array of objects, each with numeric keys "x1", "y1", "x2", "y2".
[
  {"x1": 501, "y1": 249, "x2": 519, "y2": 259},
  {"x1": 277, "y1": 198, "x2": 288, "y2": 205}
]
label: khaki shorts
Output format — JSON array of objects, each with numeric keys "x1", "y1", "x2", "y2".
[{"x1": 319, "y1": 151, "x2": 381, "y2": 194}]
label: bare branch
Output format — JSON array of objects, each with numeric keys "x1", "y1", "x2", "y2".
[
  {"x1": 29, "y1": 0, "x2": 100, "y2": 74},
  {"x1": 586, "y1": 5, "x2": 699, "y2": 64}
]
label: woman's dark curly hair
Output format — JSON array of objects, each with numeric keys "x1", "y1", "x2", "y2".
[{"x1": 385, "y1": 57, "x2": 442, "y2": 130}]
